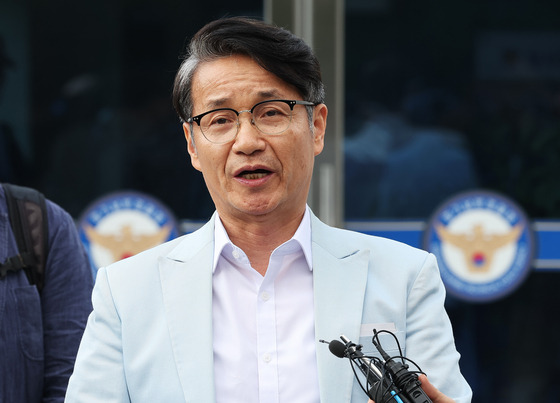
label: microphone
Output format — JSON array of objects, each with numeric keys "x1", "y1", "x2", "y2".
[
  {"x1": 321, "y1": 332, "x2": 432, "y2": 403},
  {"x1": 322, "y1": 335, "x2": 405, "y2": 403},
  {"x1": 371, "y1": 335, "x2": 431, "y2": 403}
]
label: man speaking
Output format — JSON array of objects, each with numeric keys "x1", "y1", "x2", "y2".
[{"x1": 66, "y1": 17, "x2": 472, "y2": 403}]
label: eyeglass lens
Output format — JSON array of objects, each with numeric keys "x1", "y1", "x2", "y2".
[{"x1": 199, "y1": 101, "x2": 294, "y2": 142}]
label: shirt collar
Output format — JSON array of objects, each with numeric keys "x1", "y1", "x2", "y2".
[{"x1": 213, "y1": 206, "x2": 313, "y2": 273}]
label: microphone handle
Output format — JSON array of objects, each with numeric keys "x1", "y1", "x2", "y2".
[
  {"x1": 384, "y1": 360, "x2": 432, "y2": 403},
  {"x1": 398, "y1": 376, "x2": 431, "y2": 403},
  {"x1": 356, "y1": 359, "x2": 411, "y2": 403}
]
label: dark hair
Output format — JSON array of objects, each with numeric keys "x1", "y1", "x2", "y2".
[{"x1": 172, "y1": 17, "x2": 325, "y2": 123}]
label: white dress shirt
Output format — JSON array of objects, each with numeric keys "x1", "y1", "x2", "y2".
[{"x1": 212, "y1": 207, "x2": 320, "y2": 403}]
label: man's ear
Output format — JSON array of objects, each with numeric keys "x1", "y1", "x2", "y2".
[
  {"x1": 312, "y1": 103, "x2": 328, "y2": 156},
  {"x1": 183, "y1": 122, "x2": 202, "y2": 172}
]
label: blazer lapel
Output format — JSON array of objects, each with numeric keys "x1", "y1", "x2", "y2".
[
  {"x1": 156, "y1": 213, "x2": 370, "y2": 402},
  {"x1": 158, "y1": 219, "x2": 216, "y2": 403},
  {"x1": 311, "y1": 215, "x2": 370, "y2": 403}
]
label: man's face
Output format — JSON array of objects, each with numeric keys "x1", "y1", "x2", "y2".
[{"x1": 184, "y1": 55, "x2": 327, "y2": 222}]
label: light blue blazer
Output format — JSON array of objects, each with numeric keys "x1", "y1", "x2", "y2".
[{"x1": 66, "y1": 212, "x2": 472, "y2": 402}]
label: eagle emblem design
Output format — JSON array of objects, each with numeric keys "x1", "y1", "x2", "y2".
[
  {"x1": 435, "y1": 223, "x2": 524, "y2": 273},
  {"x1": 78, "y1": 191, "x2": 178, "y2": 270},
  {"x1": 84, "y1": 223, "x2": 173, "y2": 262},
  {"x1": 424, "y1": 190, "x2": 535, "y2": 302}
]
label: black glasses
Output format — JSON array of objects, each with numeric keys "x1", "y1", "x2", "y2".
[{"x1": 186, "y1": 99, "x2": 317, "y2": 144}]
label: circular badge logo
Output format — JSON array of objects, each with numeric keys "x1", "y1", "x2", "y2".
[
  {"x1": 78, "y1": 191, "x2": 179, "y2": 271},
  {"x1": 423, "y1": 190, "x2": 535, "y2": 302}
]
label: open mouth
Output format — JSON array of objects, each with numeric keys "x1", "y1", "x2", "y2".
[{"x1": 237, "y1": 169, "x2": 271, "y2": 180}]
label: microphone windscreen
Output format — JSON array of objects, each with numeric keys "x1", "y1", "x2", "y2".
[{"x1": 329, "y1": 340, "x2": 347, "y2": 358}]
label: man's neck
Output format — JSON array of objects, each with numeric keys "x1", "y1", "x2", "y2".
[{"x1": 218, "y1": 208, "x2": 306, "y2": 275}]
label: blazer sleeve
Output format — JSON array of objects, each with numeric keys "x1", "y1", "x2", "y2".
[
  {"x1": 405, "y1": 253, "x2": 472, "y2": 403},
  {"x1": 65, "y1": 267, "x2": 130, "y2": 403}
]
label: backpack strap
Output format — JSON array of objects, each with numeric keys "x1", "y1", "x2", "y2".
[{"x1": 0, "y1": 183, "x2": 49, "y2": 292}]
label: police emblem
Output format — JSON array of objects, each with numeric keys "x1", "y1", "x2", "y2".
[
  {"x1": 78, "y1": 191, "x2": 179, "y2": 272},
  {"x1": 423, "y1": 190, "x2": 535, "y2": 302}
]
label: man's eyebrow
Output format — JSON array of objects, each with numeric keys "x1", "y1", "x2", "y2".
[
  {"x1": 206, "y1": 98, "x2": 229, "y2": 109},
  {"x1": 257, "y1": 90, "x2": 282, "y2": 99}
]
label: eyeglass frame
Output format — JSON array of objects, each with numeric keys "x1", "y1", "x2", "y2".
[{"x1": 186, "y1": 99, "x2": 319, "y2": 144}]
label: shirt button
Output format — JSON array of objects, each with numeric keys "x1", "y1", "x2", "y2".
[
  {"x1": 261, "y1": 291, "x2": 271, "y2": 301},
  {"x1": 263, "y1": 353, "x2": 272, "y2": 363},
  {"x1": 232, "y1": 249, "x2": 241, "y2": 259}
]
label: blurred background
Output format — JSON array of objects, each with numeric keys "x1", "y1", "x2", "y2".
[{"x1": 1, "y1": 0, "x2": 559, "y2": 401}]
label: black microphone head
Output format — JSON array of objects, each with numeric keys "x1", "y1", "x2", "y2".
[{"x1": 329, "y1": 340, "x2": 347, "y2": 358}]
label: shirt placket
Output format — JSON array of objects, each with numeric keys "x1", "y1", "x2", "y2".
[{"x1": 256, "y1": 256, "x2": 280, "y2": 403}]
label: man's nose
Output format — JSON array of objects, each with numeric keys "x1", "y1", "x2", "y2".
[
  {"x1": 233, "y1": 111, "x2": 264, "y2": 153},
  {"x1": 237, "y1": 110, "x2": 256, "y2": 129}
]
